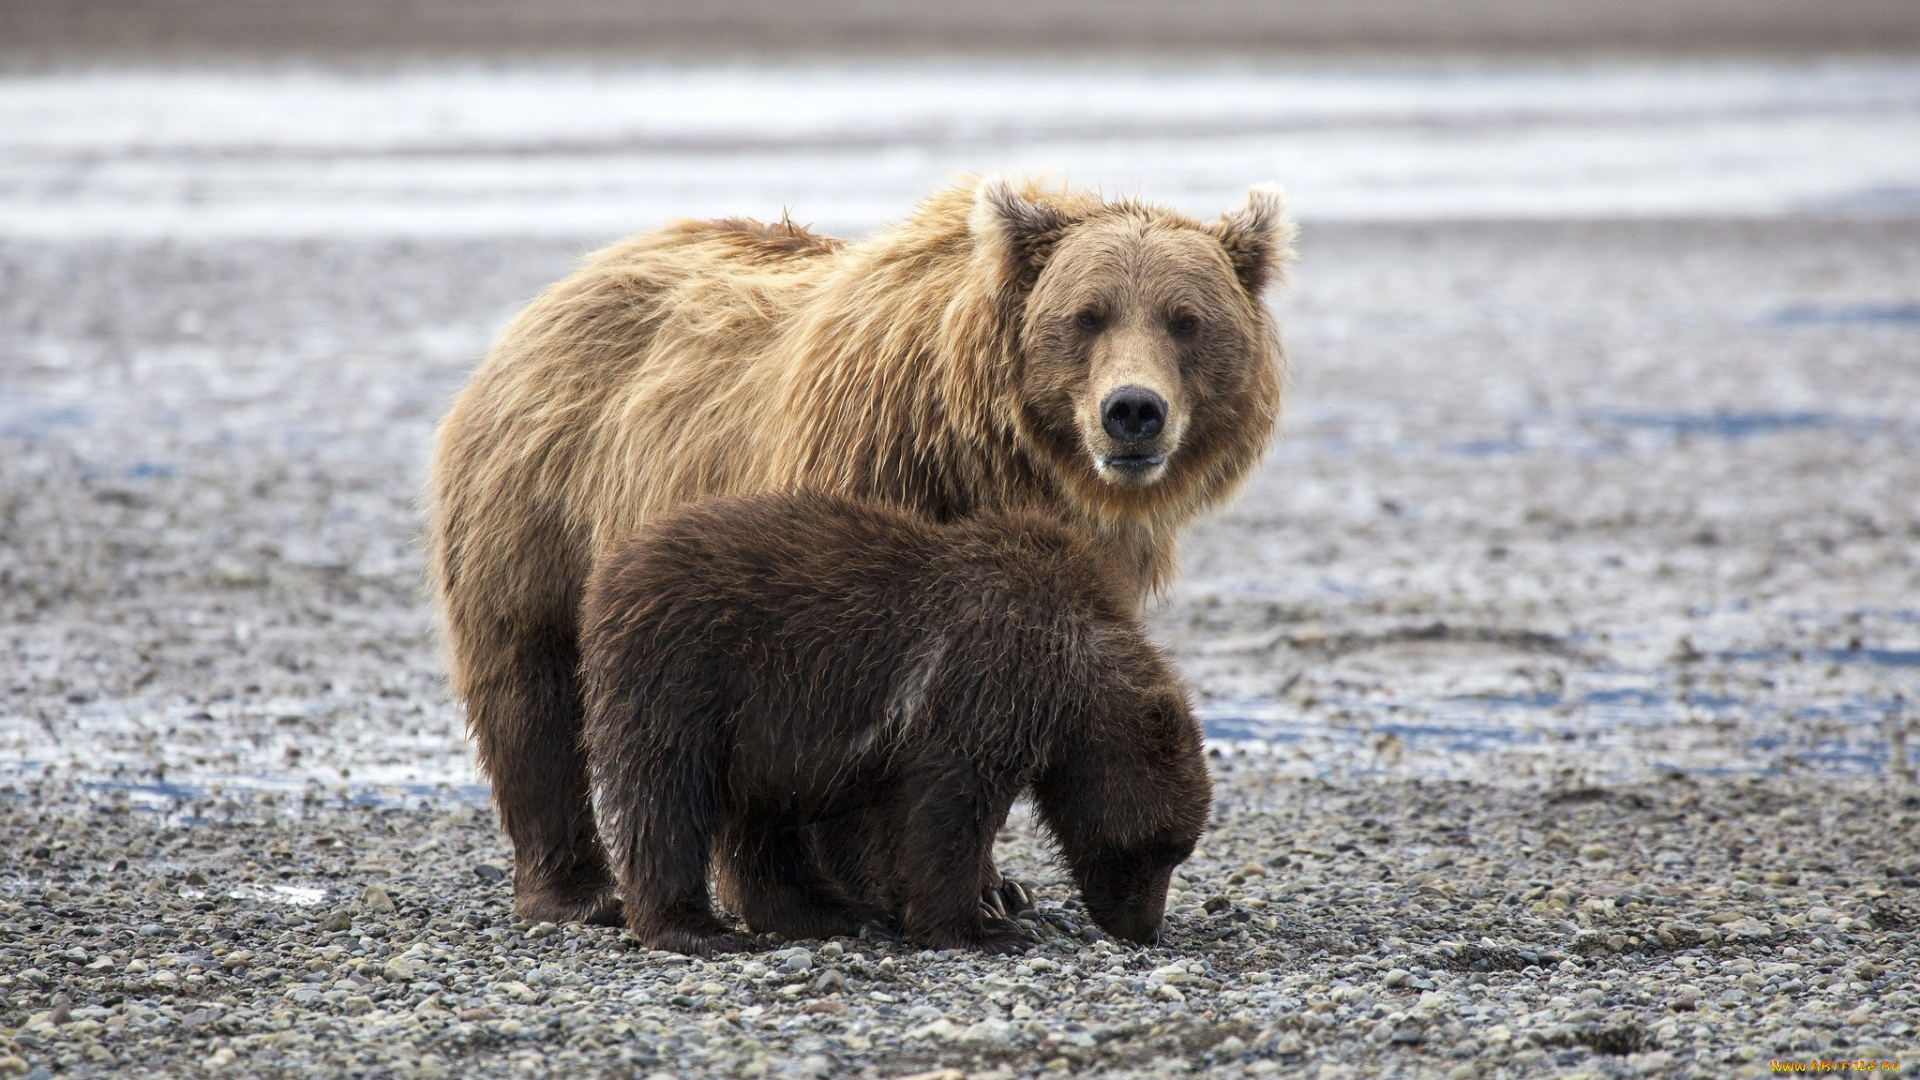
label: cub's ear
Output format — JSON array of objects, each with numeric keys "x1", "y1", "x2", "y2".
[
  {"x1": 970, "y1": 175, "x2": 1075, "y2": 296},
  {"x1": 1207, "y1": 183, "x2": 1297, "y2": 296}
]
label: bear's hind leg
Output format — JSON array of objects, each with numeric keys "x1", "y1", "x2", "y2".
[
  {"x1": 717, "y1": 818, "x2": 885, "y2": 941},
  {"x1": 467, "y1": 621, "x2": 620, "y2": 926}
]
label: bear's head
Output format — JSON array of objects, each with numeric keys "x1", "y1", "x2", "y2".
[
  {"x1": 1035, "y1": 678, "x2": 1212, "y2": 945},
  {"x1": 971, "y1": 177, "x2": 1293, "y2": 524}
]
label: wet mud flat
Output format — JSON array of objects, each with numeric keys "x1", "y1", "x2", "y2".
[
  {"x1": 0, "y1": 766, "x2": 1915, "y2": 1079},
  {"x1": 2, "y1": 216, "x2": 1919, "y2": 1076}
]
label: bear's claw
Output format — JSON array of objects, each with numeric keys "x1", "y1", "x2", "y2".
[{"x1": 980, "y1": 877, "x2": 1033, "y2": 920}]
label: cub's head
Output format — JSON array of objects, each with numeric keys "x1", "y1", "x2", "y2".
[
  {"x1": 971, "y1": 177, "x2": 1293, "y2": 519},
  {"x1": 1035, "y1": 678, "x2": 1212, "y2": 946}
]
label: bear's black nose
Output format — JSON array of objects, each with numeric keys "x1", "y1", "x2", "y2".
[{"x1": 1101, "y1": 387, "x2": 1167, "y2": 443}]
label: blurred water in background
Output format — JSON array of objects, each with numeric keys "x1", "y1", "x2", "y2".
[{"x1": 2, "y1": 61, "x2": 1919, "y2": 238}]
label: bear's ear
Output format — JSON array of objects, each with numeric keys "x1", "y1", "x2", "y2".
[
  {"x1": 1207, "y1": 183, "x2": 1297, "y2": 297},
  {"x1": 970, "y1": 175, "x2": 1075, "y2": 296}
]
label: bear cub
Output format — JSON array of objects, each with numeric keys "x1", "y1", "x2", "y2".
[{"x1": 580, "y1": 493, "x2": 1212, "y2": 956}]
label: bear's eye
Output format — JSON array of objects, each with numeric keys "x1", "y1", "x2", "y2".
[
  {"x1": 1075, "y1": 310, "x2": 1101, "y2": 332},
  {"x1": 1170, "y1": 313, "x2": 1200, "y2": 336}
]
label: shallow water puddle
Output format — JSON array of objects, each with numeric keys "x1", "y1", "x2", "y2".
[
  {"x1": 1300, "y1": 407, "x2": 1920, "y2": 461},
  {"x1": 1199, "y1": 686, "x2": 1905, "y2": 782},
  {"x1": 1765, "y1": 302, "x2": 1920, "y2": 325},
  {"x1": 0, "y1": 763, "x2": 490, "y2": 818},
  {"x1": 1721, "y1": 646, "x2": 1920, "y2": 668}
]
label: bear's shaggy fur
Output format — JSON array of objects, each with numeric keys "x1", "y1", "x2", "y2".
[
  {"x1": 579, "y1": 494, "x2": 1212, "y2": 956},
  {"x1": 428, "y1": 176, "x2": 1290, "y2": 923}
]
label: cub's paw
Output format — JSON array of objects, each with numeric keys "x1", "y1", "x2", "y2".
[
  {"x1": 514, "y1": 885, "x2": 623, "y2": 928},
  {"x1": 955, "y1": 918, "x2": 1037, "y2": 956},
  {"x1": 749, "y1": 901, "x2": 879, "y2": 943},
  {"x1": 858, "y1": 919, "x2": 905, "y2": 944},
  {"x1": 634, "y1": 905, "x2": 756, "y2": 957},
  {"x1": 644, "y1": 926, "x2": 758, "y2": 958}
]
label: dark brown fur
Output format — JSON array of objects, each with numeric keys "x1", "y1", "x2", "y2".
[{"x1": 579, "y1": 494, "x2": 1212, "y2": 955}]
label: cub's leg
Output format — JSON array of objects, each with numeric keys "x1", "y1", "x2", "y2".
[
  {"x1": 811, "y1": 816, "x2": 1009, "y2": 931},
  {"x1": 463, "y1": 620, "x2": 619, "y2": 926},
  {"x1": 891, "y1": 767, "x2": 1034, "y2": 955},
  {"x1": 598, "y1": 708, "x2": 752, "y2": 957},
  {"x1": 718, "y1": 817, "x2": 887, "y2": 941}
]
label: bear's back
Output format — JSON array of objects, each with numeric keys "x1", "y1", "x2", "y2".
[
  {"x1": 581, "y1": 494, "x2": 1152, "y2": 752},
  {"x1": 591, "y1": 493, "x2": 1128, "y2": 632}
]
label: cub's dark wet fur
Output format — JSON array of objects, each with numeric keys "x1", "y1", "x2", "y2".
[{"x1": 580, "y1": 494, "x2": 1212, "y2": 956}]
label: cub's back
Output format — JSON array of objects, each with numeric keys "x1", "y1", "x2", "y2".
[
  {"x1": 588, "y1": 494, "x2": 1127, "y2": 627},
  {"x1": 580, "y1": 494, "x2": 1140, "y2": 706}
]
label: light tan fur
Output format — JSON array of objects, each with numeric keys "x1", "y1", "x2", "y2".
[{"x1": 425, "y1": 176, "x2": 1293, "y2": 921}]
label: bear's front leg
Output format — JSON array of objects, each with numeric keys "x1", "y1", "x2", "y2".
[{"x1": 891, "y1": 768, "x2": 1035, "y2": 955}]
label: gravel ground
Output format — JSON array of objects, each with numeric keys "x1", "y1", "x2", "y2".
[
  {"x1": 0, "y1": 769, "x2": 1914, "y2": 1079},
  {"x1": 2, "y1": 218, "x2": 1919, "y2": 1076}
]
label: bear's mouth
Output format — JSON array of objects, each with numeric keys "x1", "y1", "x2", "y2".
[{"x1": 1100, "y1": 453, "x2": 1165, "y2": 470}]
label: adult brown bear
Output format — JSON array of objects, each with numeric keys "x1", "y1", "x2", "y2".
[
  {"x1": 579, "y1": 494, "x2": 1211, "y2": 956},
  {"x1": 428, "y1": 176, "x2": 1292, "y2": 924}
]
